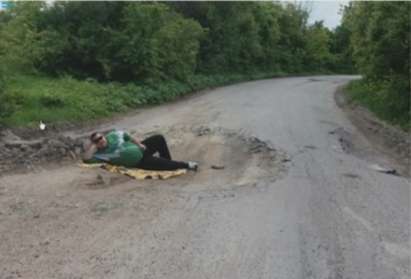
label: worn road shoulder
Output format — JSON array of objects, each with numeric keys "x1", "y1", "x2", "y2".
[{"x1": 335, "y1": 85, "x2": 410, "y2": 176}]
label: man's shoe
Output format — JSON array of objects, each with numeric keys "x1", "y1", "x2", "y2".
[{"x1": 187, "y1": 161, "x2": 198, "y2": 171}]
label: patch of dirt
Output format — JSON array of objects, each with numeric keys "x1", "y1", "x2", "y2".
[
  {"x1": 0, "y1": 129, "x2": 86, "y2": 174},
  {"x1": 0, "y1": 124, "x2": 288, "y2": 183},
  {"x1": 335, "y1": 86, "x2": 410, "y2": 176},
  {"x1": 163, "y1": 125, "x2": 288, "y2": 190}
]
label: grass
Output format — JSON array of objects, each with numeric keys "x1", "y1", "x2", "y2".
[
  {"x1": 0, "y1": 71, "x2": 286, "y2": 127},
  {"x1": 2, "y1": 75, "x2": 125, "y2": 126},
  {"x1": 345, "y1": 79, "x2": 410, "y2": 131}
]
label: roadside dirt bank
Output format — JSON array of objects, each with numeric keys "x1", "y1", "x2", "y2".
[{"x1": 335, "y1": 86, "x2": 410, "y2": 176}]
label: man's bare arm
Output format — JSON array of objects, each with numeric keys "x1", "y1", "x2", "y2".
[
  {"x1": 82, "y1": 142, "x2": 98, "y2": 160},
  {"x1": 130, "y1": 136, "x2": 146, "y2": 150}
]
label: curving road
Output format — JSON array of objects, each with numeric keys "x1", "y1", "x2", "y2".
[{"x1": 0, "y1": 76, "x2": 409, "y2": 279}]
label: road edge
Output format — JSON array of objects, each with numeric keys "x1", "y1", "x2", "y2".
[{"x1": 335, "y1": 85, "x2": 410, "y2": 176}]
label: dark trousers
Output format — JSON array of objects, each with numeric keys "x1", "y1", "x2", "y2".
[{"x1": 135, "y1": 134, "x2": 189, "y2": 171}]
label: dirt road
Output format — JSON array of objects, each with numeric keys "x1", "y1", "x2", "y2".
[{"x1": 0, "y1": 76, "x2": 409, "y2": 279}]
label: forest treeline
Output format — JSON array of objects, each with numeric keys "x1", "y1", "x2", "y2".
[
  {"x1": 0, "y1": 2, "x2": 351, "y2": 81},
  {"x1": 342, "y1": 1, "x2": 410, "y2": 129},
  {"x1": 0, "y1": 1, "x2": 408, "y2": 128}
]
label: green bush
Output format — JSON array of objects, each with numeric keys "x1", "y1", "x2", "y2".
[
  {"x1": 0, "y1": 89, "x2": 21, "y2": 119},
  {"x1": 0, "y1": 71, "x2": 287, "y2": 126},
  {"x1": 39, "y1": 93, "x2": 65, "y2": 108},
  {"x1": 0, "y1": 64, "x2": 13, "y2": 119},
  {"x1": 342, "y1": 2, "x2": 410, "y2": 130},
  {"x1": 115, "y1": 3, "x2": 205, "y2": 81},
  {"x1": 1, "y1": 2, "x2": 347, "y2": 83},
  {"x1": 346, "y1": 79, "x2": 410, "y2": 130}
]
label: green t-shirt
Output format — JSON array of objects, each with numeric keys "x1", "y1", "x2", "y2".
[{"x1": 84, "y1": 130, "x2": 143, "y2": 167}]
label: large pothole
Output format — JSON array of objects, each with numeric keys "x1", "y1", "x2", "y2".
[
  {"x1": 148, "y1": 125, "x2": 289, "y2": 191},
  {"x1": 0, "y1": 125, "x2": 289, "y2": 187}
]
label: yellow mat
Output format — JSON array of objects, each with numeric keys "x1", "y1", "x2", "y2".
[{"x1": 79, "y1": 163, "x2": 187, "y2": 180}]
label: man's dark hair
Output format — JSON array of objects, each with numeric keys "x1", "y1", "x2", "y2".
[{"x1": 90, "y1": 132, "x2": 98, "y2": 141}]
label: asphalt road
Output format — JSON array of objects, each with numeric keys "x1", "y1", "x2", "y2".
[
  {"x1": 147, "y1": 75, "x2": 409, "y2": 279},
  {"x1": 0, "y1": 76, "x2": 409, "y2": 279}
]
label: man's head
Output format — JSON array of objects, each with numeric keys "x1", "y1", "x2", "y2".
[{"x1": 90, "y1": 132, "x2": 107, "y2": 149}]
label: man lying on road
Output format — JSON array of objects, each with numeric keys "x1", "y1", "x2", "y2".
[{"x1": 83, "y1": 130, "x2": 198, "y2": 171}]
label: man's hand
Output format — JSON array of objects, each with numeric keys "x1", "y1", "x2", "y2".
[
  {"x1": 131, "y1": 136, "x2": 146, "y2": 151},
  {"x1": 82, "y1": 142, "x2": 98, "y2": 160}
]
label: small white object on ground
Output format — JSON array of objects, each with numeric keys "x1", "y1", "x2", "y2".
[
  {"x1": 39, "y1": 121, "x2": 46, "y2": 130},
  {"x1": 369, "y1": 164, "x2": 397, "y2": 175},
  {"x1": 188, "y1": 161, "x2": 198, "y2": 171}
]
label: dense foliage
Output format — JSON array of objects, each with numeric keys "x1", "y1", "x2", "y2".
[
  {"x1": 9, "y1": 1, "x2": 408, "y2": 127},
  {"x1": 342, "y1": 1, "x2": 410, "y2": 128},
  {"x1": 0, "y1": 2, "x2": 350, "y2": 81}
]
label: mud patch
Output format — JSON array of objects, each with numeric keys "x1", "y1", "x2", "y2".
[
  {"x1": 0, "y1": 129, "x2": 85, "y2": 174},
  {"x1": 330, "y1": 127, "x2": 355, "y2": 154},
  {"x1": 155, "y1": 125, "x2": 288, "y2": 191}
]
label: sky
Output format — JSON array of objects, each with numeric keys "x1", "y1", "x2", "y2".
[{"x1": 305, "y1": 1, "x2": 349, "y2": 29}]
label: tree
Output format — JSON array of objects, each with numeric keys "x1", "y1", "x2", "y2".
[
  {"x1": 114, "y1": 3, "x2": 204, "y2": 81},
  {"x1": 344, "y1": 2, "x2": 410, "y2": 80},
  {"x1": 276, "y1": 3, "x2": 309, "y2": 72},
  {"x1": 329, "y1": 22, "x2": 354, "y2": 73},
  {"x1": 304, "y1": 21, "x2": 332, "y2": 72},
  {"x1": 253, "y1": 2, "x2": 282, "y2": 71},
  {"x1": 342, "y1": 1, "x2": 410, "y2": 126},
  {"x1": 33, "y1": 1, "x2": 126, "y2": 78},
  {"x1": 0, "y1": 1, "x2": 45, "y2": 73}
]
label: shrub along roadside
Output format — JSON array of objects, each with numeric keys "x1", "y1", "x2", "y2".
[
  {"x1": 344, "y1": 79, "x2": 410, "y2": 131},
  {"x1": 0, "y1": 71, "x2": 288, "y2": 127},
  {"x1": 341, "y1": 2, "x2": 410, "y2": 132}
]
